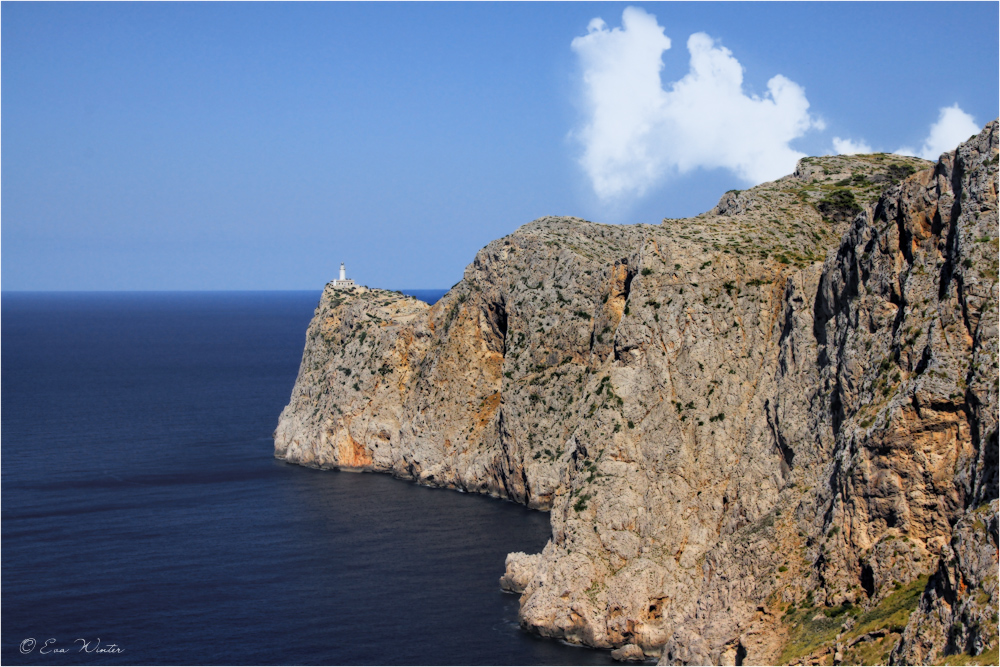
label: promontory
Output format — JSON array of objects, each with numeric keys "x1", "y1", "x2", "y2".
[{"x1": 276, "y1": 121, "x2": 998, "y2": 665}]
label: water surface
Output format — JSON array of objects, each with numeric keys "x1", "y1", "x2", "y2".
[{"x1": 2, "y1": 291, "x2": 611, "y2": 665}]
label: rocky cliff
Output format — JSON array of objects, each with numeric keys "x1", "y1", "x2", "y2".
[{"x1": 276, "y1": 121, "x2": 998, "y2": 665}]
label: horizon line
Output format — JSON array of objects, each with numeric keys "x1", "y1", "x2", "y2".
[{"x1": 1, "y1": 287, "x2": 451, "y2": 294}]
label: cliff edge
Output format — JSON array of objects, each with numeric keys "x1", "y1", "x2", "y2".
[{"x1": 276, "y1": 122, "x2": 998, "y2": 665}]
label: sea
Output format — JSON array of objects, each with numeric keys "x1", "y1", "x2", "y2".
[{"x1": 2, "y1": 291, "x2": 615, "y2": 666}]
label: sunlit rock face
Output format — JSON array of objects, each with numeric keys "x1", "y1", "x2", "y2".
[{"x1": 277, "y1": 122, "x2": 997, "y2": 665}]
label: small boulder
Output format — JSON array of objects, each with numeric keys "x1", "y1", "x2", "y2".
[
  {"x1": 611, "y1": 643, "x2": 645, "y2": 662},
  {"x1": 499, "y1": 551, "x2": 540, "y2": 594}
]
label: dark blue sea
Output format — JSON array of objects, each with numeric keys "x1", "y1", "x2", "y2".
[{"x1": 2, "y1": 291, "x2": 612, "y2": 665}]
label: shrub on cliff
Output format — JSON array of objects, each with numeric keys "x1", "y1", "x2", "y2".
[{"x1": 817, "y1": 188, "x2": 862, "y2": 222}]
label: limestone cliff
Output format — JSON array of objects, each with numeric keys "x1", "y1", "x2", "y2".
[{"x1": 276, "y1": 122, "x2": 998, "y2": 665}]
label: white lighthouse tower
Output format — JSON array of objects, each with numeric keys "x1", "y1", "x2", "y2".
[{"x1": 333, "y1": 262, "x2": 356, "y2": 290}]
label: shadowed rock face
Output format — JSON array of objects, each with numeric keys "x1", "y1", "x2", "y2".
[{"x1": 276, "y1": 122, "x2": 997, "y2": 665}]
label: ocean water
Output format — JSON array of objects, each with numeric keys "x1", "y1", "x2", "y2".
[{"x1": 1, "y1": 291, "x2": 613, "y2": 665}]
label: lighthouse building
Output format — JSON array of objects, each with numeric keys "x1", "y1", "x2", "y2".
[{"x1": 333, "y1": 262, "x2": 356, "y2": 289}]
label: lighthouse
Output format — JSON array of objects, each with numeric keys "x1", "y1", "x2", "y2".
[{"x1": 333, "y1": 262, "x2": 356, "y2": 290}]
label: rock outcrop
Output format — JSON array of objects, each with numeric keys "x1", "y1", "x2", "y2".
[{"x1": 276, "y1": 122, "x2": 998, "y2": 664}]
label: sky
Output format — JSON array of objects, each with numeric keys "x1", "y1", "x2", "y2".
[{"x1": 3, "y1": 2, "x2": 997, "y2": 291}]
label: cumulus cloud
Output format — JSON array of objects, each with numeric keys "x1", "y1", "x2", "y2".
[
  {"x1": 571, "y1": 7, "x2": 821, "y2": 200},
  {"x1": 896, "y1": 104, "x2": 980, "y2": 160},
  {"x1": 832, "y1": 137, "x2": 873, "y2": 155}
]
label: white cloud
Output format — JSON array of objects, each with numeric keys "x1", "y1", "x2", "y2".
[
  {"x1": 896, "y1": 104, "x2": 979, "y2": 160},
  {"x1": 571, "y1": 7, "x2": 821, "y2": 200},
  {"x1": 832, "y1": 137, "x2": 873, "y2": 155}
]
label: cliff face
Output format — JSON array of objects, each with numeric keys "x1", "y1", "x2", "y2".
[{"x1": 276, "y1": 122, "x2": 998, "y2": 665}]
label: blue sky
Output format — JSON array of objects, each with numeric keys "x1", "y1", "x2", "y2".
[{"x1": 3, "y1": 2, "x2": 997, "y2": 291}]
